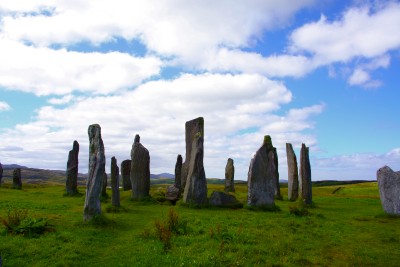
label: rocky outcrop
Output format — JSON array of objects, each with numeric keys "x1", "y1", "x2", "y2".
[
  {"x1": 121, "y1": 160, "x2": 132, "y2": 191},
  {"x1": 83, "y1": 124, "x2": 105, "y2": 221},
  {"x1": 166, "y1": 185, "x2": 181, "y2": 205},
  {"x1": 181, "y1": 117, "x2": 204, "y2": 189},
  {"x1": 175, "y1": 154, "x2": 183, "y2": 189},
  {"x1": 111, "y1": 156, "x2": 120, "y2": 207},
  {"x1": 183, "y1": 133, "x2": 208, "y2": 205},
  {"x1": 209, "y1": 191, "x2": 242, "y2": 208},
  {"x1": 377, "y1": 166, "x2": 400, "y2": 215},
  {"x1": 299, "y1": 143, "x2": 312, "y2": 205},
  {"x1": 66, "y1": 140, "x2": 79, "y2": 195},
  {"x1": 12, "y1": 168, "x2": 22, "y2": 189},
  {"x1": 0, "y1": 162, "x2": 3, "y2": 185},
  {"x1": 286, "y1": 143, "x2": 299, "y2": 201},
  {"x1": 130, "y1": 134, "x2": 150, "y2": 200},
  {"x1": 273, "y1": 147, "x2": 282, "y2": 200},
  {"x1": 247, "y1": 136, "x2": 277, "y2": 207},
  {"x1": 224, "y1": 158, "x2": 235, "y2": 192}
]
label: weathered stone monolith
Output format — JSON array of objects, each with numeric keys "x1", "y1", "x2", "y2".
[
  {"x1": 111, "y1": 156, "x2": 120, "y2": 207},
  {"x1": 66, "y1": 140, "x2": 79, "y2": 195},
  {"x1": 183, "y1": 133, "x2": 208, "y2": 205},
  {"x1": 286, "y1": 143, "x2": 299, "y2": 201},
  {"x1": 273, "y1": 147, "x2": 282, "y2": 200},
  {"x1": 209, "y1": 191, "x2": 242, "y2": 208},
  {"x1": 130, "y1": 134, "x2": 150, "y2": 200},
  {"x1": 101, "y1": 171, "x2": 108, "y2": 198},
  {"x1": 181, "y1": 117, "x2": 204, "y2": 189},
  {"x1": 247, "y1": 136, "x2": 277, "y2": 207},
  {"x1": 225, "y1": 158, "x2": 235, "y2": 192},
  {"x1": 175, "y1": 154, "x2": 183, "y2": 189},
  {"x1": 377, "y1": 166, "x2": 400, "y2": 215},
  {"x1": 0, "y1": 162, "x2": 3, "y2": 185},
  {"x1": 299, "y1": 143, "x2": 312, "y2": 205},
  {"x1": 121, "y1": 159, "x2": 132, "y2": 191},
  {"x1": 83, "y1": 124, "x2": 105, "y2": 221},
  {"x1": 12, "y1": 168, "x2": 22, "y2": 189}
]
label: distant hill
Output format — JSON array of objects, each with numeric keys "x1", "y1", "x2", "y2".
[
  {"x1": 0, "y1": 164, "x2": 374, "y2": 186},
  {"x1": 2, "y1": 164, "x2": 29, "y2": 170},
  {"x1": 150, "y1": 173, "x2": 174, "y2": 179}
]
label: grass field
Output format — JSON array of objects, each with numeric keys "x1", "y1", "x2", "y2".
[{"x1": 0, "y1": 181, "x2": 399, "y2": 266}]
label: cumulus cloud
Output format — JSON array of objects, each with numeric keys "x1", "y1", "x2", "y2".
[
  {"x1": 0, "y1": 73, "x2": 321, "y2": 179},
  {"x1": 290, "y1": 3, "x2": 400, "y2": 63},
  {"x1": 47, "y1": 94, "x2": 73, "y2": 105},
  {"x1": 0, "y1": 101, "x2": 11, "y2": 111},
  {"x1": 0, "y1": 1, "x2": 314, "y2": 70},
  {"x1": 0, "y1": 40, "x2": 162, "y2": 95},
  {"x1": 289, "y1": 2, "x2": 400, "y2": 87}
]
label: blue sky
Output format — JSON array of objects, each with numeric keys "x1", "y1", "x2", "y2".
[{"x1": 0, "y1": 0, "x2": 400, "y2": 180}]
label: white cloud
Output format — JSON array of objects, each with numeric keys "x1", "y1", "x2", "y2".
[
  {"x1": 0, "y1": 1, "x2": 314, "y2": 66},
  {"x1": 348, "y1": 54, "x2": 390, "y2": 87},
  {"x1": 0, "y1": 101, "x2": 11, "y2": 111},
  {"x1": 348, "y1": 68, "x2": 370, "y2": 86},
  {"x1": 290, "y1": 3, "x2": 400, "y2": 64},
  {"x1": 0, "y1": 73, "x2": 321, "y2": 179},
  {"x1": 0, "y1": 39, "x2": 162, "y2": 95},
  {"x1": 198, "y1": 48, "x2": 315, "y2": 78},
  {"x1": 289, "y1": 2, "x2": 400, "y2": 87},
  {"x1": 47, "y1": 94, "x2": 73, "y2": 105}
]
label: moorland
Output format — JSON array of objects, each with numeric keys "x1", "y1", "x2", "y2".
[{"x1": 0, "y1": 179, "x2": 399, "y2": 266}]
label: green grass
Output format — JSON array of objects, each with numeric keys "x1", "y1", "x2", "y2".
[{"x1": 0, "y1": 182, "x2": 399, "y2": 266}]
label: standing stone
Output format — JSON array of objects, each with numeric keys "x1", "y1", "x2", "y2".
[
  {"x1": 111, "y1": 156, "x2": 120, "y2": 207},
  {"x1": 0, "y1": 162, "x2": 3, "y2": 185},
  {"x1": 83, "y1": 124, "x2": 105, "y2": 221},
  {"x1": 273, "y1": 147, "x2": 282, "y2": 200},
  {"x1": 247, "y1": 136, "x2": 277, "y2": 207},
  {"x1": 101, "y1": 171, "x2": 108, "y2": 197},
  {"x1": 12, "y1": 168, "x2": 22, "y2": 189},
  {"x1": 286, "y1": 143, "x2": 299, "y2": 201},
  {"x1": 66, "y1": 140, "x2": 79, "y2": 195},
  {"x1": 130, "y1": 134, "x2": 150, "y2": 200},
  {"x1": 299, "y1": 143, "x2": 312, "y2": 205},
  {"x1": 377, "y1": 166, "x2": 400, "y2": 215},
  {"x1": 183, "y1": 133, "x2": 208, "y2": 205},
  {"x1": 181, "y1": 117, "x2": 204, "y2": 189},
  {"x1": 175, "y1": 154, "x2": 183, "y2": 189},
  {"x1": 121, "y1": 160, "x2": 132, "y2": 191},
  {"x1": 225, "y1": 158, "x2": 235, "y2": 192}
]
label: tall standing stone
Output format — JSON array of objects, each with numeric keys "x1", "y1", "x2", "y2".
[
  {"x1": 130, "y1": 134, "x2": 150, "y2": 200},
  {"x1": 183, "y1": 133, "x2": 208, "y2": 205},
  {"x1": 66, "y1": 140, "x2": 79, "y2": 195},
  {"x1": 299, "y1": 143, "x2": 312, "y2": 205},
  {"x1": 121, "y1": 159, "x2": 132, "y2": 191},
  {"x1": 225, "y1": 158, "x2": 235, "y2": 192},
  {"x1": 377, "y1": 166, "x2": 400, "y2": 215},
  {"x1": 111, "y1": 156, "x2": 120, "y2": 207},
  {"x1": 175, "y1": 154, "x2": 183, "y2": 189},
  {"x1": 247, "y1": 136, "x2": 277, "y2": 207},
  {"x1": 181, "y1": 117, "x2": 204, "y2": 189},
  {"x1": 83, "y1": 124, "x2": 105, "y2": 221},
  {"x1": 286, "y1": 143, "x2": 299, "y2": 201},
  {"x1": 0, "y1": 162, "x2": 3, "y2": 185},
  {"x1": 101, "y1": 171, "x2": 108, "y2": 197},
  {"x1": 12, "y1": 168, "x2": 22, "y2": 189},
  {"x1": 273, "y1": 147, "x2": 282, "y2": 200}
]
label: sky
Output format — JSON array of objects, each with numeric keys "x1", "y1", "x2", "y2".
[{"x1": 0, "y1": 0, "x2": 400, "y2": 181}]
